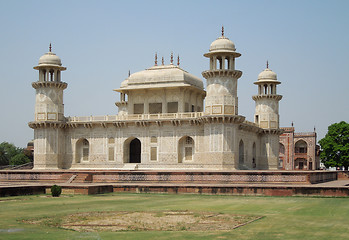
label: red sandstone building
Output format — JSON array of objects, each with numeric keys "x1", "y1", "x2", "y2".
[{"x1": 279, "y1": 127, "x2": 320, "y2": 170}]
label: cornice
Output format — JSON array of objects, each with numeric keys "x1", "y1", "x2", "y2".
[
  {"x1": 202, "y1": 69, "x2": 242, "y2": 79},
  {"x1": 252, "y1": 94, "x2": 282, "y2": 101},
  {"x1": 200, "y1": 115, "x2": 245, "y2": 124},
  {"x1": 115, "y1": 101, "x2": 128, "y2": 107},
  {"x1": 32, "y1": 81, "x2": 68, "y2": 90},
  {"x1": 28, "y1": 121, "x2": 66, "y2": 129}
]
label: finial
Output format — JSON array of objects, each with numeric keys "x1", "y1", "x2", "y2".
[
  {"x1": 221, "y1": 25, "x2": 224, "y2": 36},
  {"x1": 162, "y1": 56, "x2": 164, "y2": 65},
  {"x1": 291, "y1": 121, "x2": 294, "y2": 127},
  {"x1": 170, "y1": 52, "x2": 173, "y2": 64},
  {"x1": 128, "y1": 70, "x2": 130, "y2": 77},
  {"x1": 177, "y1": 55, "x2": 180, "y2": 66},
  {"x1": 266, "y1": 60, "x2": 269, "y2": 69},
  {"x1": 155, "y1": 52, "x2": 158, "y2": 66},
  {"x1": 314, "y1": 126, "x2": 316, "y2": 132},
  {"x1": 49, "y1": 43, "x2": 52, "y2": 52}
]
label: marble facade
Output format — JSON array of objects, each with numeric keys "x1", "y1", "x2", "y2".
[{"x1": 29, "y1": 31, "x2": 283, "y2": 170}]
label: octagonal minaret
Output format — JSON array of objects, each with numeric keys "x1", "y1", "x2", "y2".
[
  {"x1": 202, "y1": 27, "x2": 242, "y2": 115},
  {"x1": 32, "y1": 44, "x2": 67, "y2": 122},
  {"x1": 29, "y1": 44, "x2": 67, "y2": 169},
  {"x1": 252, "y1": 63, "x2": 282, "y2": 129}
]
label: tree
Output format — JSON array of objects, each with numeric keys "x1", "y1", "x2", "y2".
[
  {"x1": 0, "y1": 142, "x2": 26, "y2": 166},
  {"x1": 10, "y1": 153, "x2": 30, "y2": 166},
  {"x1": 0, "y1": 147, "x2": 8, "y2": 166},
  {"x1": 319, "y1": 121, "x2": 349, "y2": 168}
]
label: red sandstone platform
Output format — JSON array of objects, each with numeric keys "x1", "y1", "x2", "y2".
[{"x1": 0, "y1": 170, "x2": 348, "y2": 197}]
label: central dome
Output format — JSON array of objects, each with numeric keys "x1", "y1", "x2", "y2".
[{"x1": 209, "y1": 36, "x2": 236, "y2": 52}]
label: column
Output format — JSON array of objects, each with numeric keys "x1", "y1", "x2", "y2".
[
  {"x1": 229, "y1": 56, "x2": 234, "y2": 70},
  {"x1": 162, "y1": 89, "x2": 167, "y2": 113},
  {"x1": 39, "y1": 70, "x2": 43, "y2": 82},
  {"x1": 54, "y1": 70, "x2": 58, "y2": 82},
  {"x1": 144, "y1": 91, "x2": 149, "y2": 114},
  {"x1": 178, "y1": 88, "x2": 184, "y2": 112}
]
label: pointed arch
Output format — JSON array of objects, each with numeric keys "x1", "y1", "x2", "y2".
[
  {"x1": 279, "y1": 143, "x2": 285, "y2": 155},
  {"x1": 252, "y1": 142, "x2": 256, "y2": 168},
  {"x1": 75, "y1": 138, "x2": 89, "y2": 163},
  {"x1": 295, "y1": 140, "x2": 307, "y2": 153},
  {"x1": 178, "y1": 136, "x2": 194, "y2": 163},
  {"x1": 239, "y1": 139, "x2": 244, "y2": 165},
  {"x1": 123, "y1": 137, "x2": 141, "y2": 163}
]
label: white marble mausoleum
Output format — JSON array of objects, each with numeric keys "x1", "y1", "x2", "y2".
[{"x1": 29, "y1": 30, "x2": 283, "y2": 170}]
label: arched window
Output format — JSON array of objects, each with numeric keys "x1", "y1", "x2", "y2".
[
  {"x1": 264, "y1": 85, "x2": 268, "y2": 94},
  {"x1": 239, "y1": 140, "x2": 244, "y2": 165},
  {"x1": 252, "y1": 142, "x2": 256, "y2": 168},
  {"x1": 42, "y1": 69, "x2": 47, "y2": 81},
  {"x1": 49, "y1": 69, "x2": 54, "y2": 81},
  {"x1": 279, "y1": 143, "x2": 285, "y2": 155},
  {"x1": 75, "y1": 138, "x2": 89, "y2": 163},
  {"x1": 295, "y1": 140, "x2": 307, "y2": 153},
  {"x1": 218, "y1": 57, "x2": 222, "y2": 69},
  {"x1": 178, "y1": 136, "x2": 194, "y2": 163}
]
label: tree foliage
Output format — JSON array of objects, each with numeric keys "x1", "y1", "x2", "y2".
[
  {"x1": 319, "y1": 121, "x2": 349, "y2": 168},
  {"x1": 0, "y1": 142, "x2": 29, "y2": 166},
  {"x1": 9, "y1": 153, "x2": 30, "y2": 166}
]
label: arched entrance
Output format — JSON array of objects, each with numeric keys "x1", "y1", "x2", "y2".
[{"x1": 129, "y1": 138, "x2": 141, "y2": 163}]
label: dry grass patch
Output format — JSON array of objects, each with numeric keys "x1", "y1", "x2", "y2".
[{"x1": 24, "y1": 211, "x2": 262, "y2": 232}]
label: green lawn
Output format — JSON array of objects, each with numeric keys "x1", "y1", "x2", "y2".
[{"x1": 0, "y1": 193, "x2": 348, "y2": 240}]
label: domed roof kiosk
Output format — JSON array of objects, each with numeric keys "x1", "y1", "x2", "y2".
[
  {"x1": 115, "y1": 53, "x2": 206, "y2": 115},
  {"x1": 33, "y1": 44, "x2": 66, "y2": 82},
  {"x1": 254, "y1": 61, "x2": 281, "y2": 95}
]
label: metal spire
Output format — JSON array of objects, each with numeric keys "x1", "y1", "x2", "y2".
[
  {"x1": 128, "y1": 70, "x2": 130, "y2": 77},
  {"x1": 266, "y1": 60, "x2": 269, "y2": 69},
  {"x1": 49, "y1": 43, "x2": 52, "y2": 52},
  {"x1": 155, "y1": 52, "x2": 158, "y2": 66},
  {"x1": 221, "y1": 25, "x2": 224, "y2": 36},
  {"x1": 170, "y1": 52, "x2": 173, "y2": 64},
  {"x1": 162, "y1": 56, "x2": 164, "y2": 65},
  {"x1": 177, "y1": 55, "x2": 180, "y2": 66}
]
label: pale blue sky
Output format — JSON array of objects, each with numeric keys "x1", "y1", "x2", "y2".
[{"x1": 0, "y1": 0, "x2": 348, "y2": 147}]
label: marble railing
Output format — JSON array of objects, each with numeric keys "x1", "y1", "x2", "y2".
[
  {"x1": 67, "y1": 112, "x2": 204, "y2": 122},
  {"x1": 243, "y1": 120, "x2": 259, "y2": 127}
]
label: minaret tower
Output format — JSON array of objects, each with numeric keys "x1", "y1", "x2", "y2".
[
  {"x1": 29, "y1": 44, "x2": 67, "y2": 169},
  {"x1": 252, "y1": 62, "x2": 282, "y2": 169},
  {"x1": 202, "y1": 27, "x2": 242, "y2": 115},
  {"x1": 252, "y1": 62, "x2": 282, "y2": 128}
]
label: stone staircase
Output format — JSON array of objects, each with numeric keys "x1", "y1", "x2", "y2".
[
  {"x1": 122, "y1": 163, "x2": 139, "y2": 170},
  {"x1": 70, "y1": 173, "x2": 92, "y2": 183}
]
